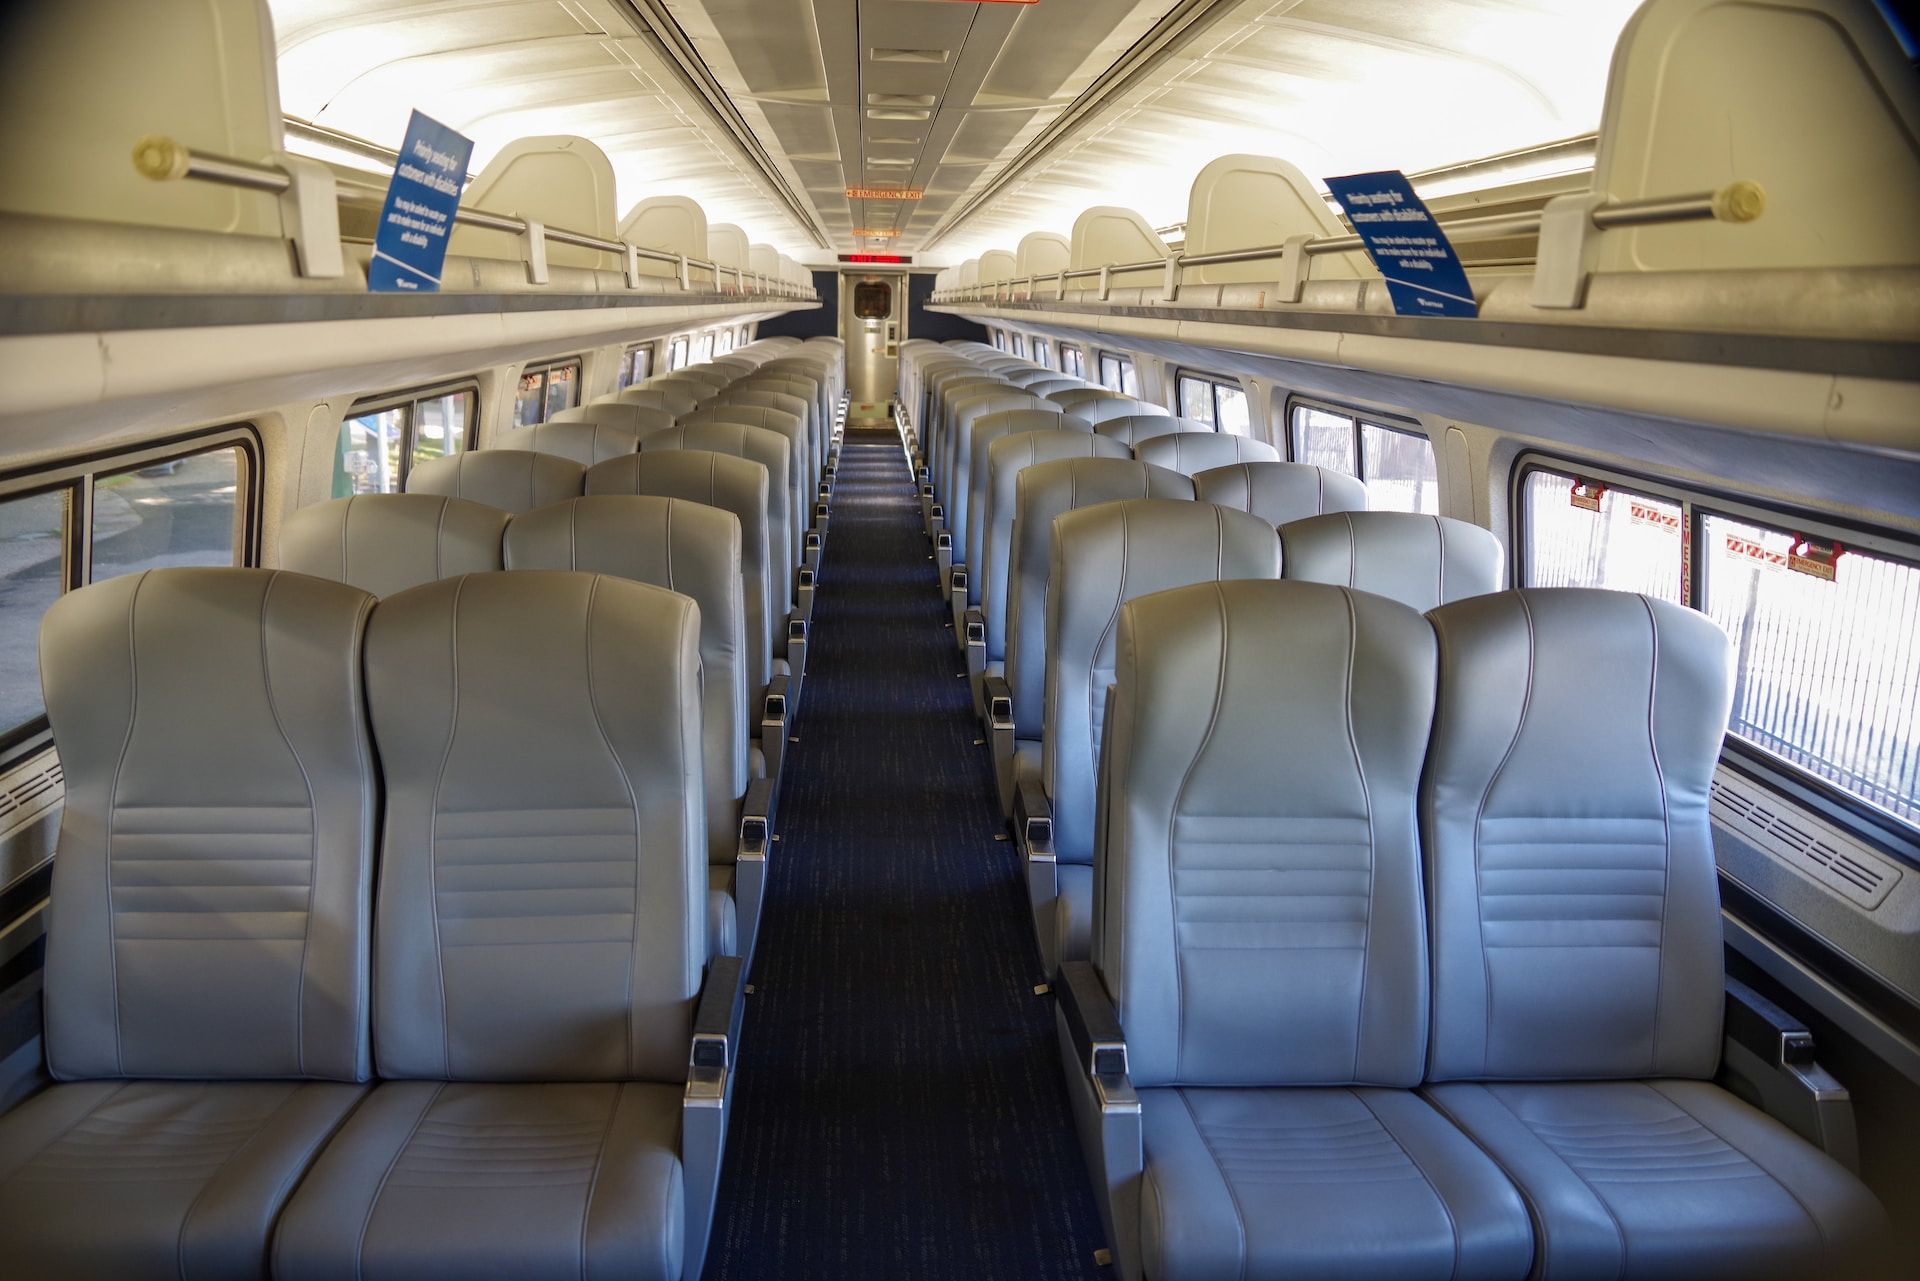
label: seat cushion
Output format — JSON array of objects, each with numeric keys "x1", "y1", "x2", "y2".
[
  {"x1": 1139, "y1": 1086, "x2": 1532, "y2": 1281},
  {"x1": 0, "y1": 1079, "x2": 364, "y2": 1281},
  {"x1": 274, "y1": 1082, "x2": 684, "y2": 1281},
  {"x1": 1425, "y1": 1079, "x2": 1891, "y2": 1280},
  {"x1": 708, "y1": 866, "x2": 739, "y2": 960},
  {"x1": 1014, "y1": 738, "x2": 1043, "y2": 795}
]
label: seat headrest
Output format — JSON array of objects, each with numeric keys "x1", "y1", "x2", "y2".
[
  {"x1": 280, "y1": 493, "x2": 508, "y2": 598},
  {"x1": 405, "y1": 450, "x2": 585, "y2": 515},
  {"x1": 1133, "y1": 431, "x2": 1280, "y2": 476},
  {"x1": 1281, "y1": 511, "x2": 1504, "y2": 612},
  {"x1": 1193, "y1": 461, "x2": 1368, "y2": 527},
  {"x1": 497, "y1": 420, "x2": 641, "y2": 467}
]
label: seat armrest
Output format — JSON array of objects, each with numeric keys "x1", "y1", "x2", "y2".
[
  {"x1": 733, "y1": 777, "x2": 774, "y2": 969},
  {"x1": 1015, "y1": 776, "x2": 1054, "y2": 862},
  {"x1": 689, "y1": 955, "x2": 745, "y2": 1088},
  {"x1": 963, "y1": 607, "x2": 987, "y2": 718},
  {"x1": 984, "y1": 673, "x2": 1016, "y2": 815},
  {"x1": 760, "y1": 674, "x2": 790, "y2": 782},
  {"x1": 794, "y1": 564, "x2": 816, "y2": 624},
  {"x1": 1059, "y1": 961, "x2": 1132, "y2": 1090},
  {"x1": 1723, "y1": 976, "x2": 1859, "y2": 1172},
  {"x1": 741, "y1": 774, "x2": 775, "y2": 846}
]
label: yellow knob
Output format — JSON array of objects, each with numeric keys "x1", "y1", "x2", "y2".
[
  {"x1": 1713, "y1": 180, "x2": 1765, "y2": 223},
  {"x1": 132, "y1": 135, "x2": 189, "y2": 181}
]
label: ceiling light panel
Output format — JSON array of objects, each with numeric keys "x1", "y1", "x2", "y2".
[{"x1": 869, "y1": 47, "x2": 952, "y2": 63}]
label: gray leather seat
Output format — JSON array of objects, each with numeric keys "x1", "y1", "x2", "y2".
[
  {"x1": 498, "y1": 419, "x2": 641, "y2": 466},
  {"x1": 734, "y1": 375, "x2": 825, "y2": 470},
  {"x1": 991, "y1": 458, "x2": 1192, "y2": 820},
  {"x1": 1192, "y1": 460, "x2": 1367, "y2": 527},
  {"x1": 1040, "y1": 500, "x2": 1281, "y2": 971},
  {"x1": 943, "y1": 393, "x2": 1050, "y2": 571},
  {"x1": 1021, "y1": 377, "x2": 1087, "y2": 400},
  {"x1": 1281, "y1": 511, "x2": 1504, "y2": 611},
  {"x1": 505, "y1": 497, "x2": 759, "y2": 961},
  {"x1": 1090, "y1": 413, "x2": 1190, "y2": 447},
  {"x1": 1047, "y1": 387, "x2": 1122, "y2": 411},
  {"x1": 0, "y1": 569, "x2": 376, "y2": 1280},
  {"x1": 930, "y1": 376, "x2": 1013, "y2": 498},
  {"x1": 279, "y1": 493, "x2": 508, "y2": 597},
  {"x1": 585, "y1": 450, "x2": 775, "y2": 707},
  {"x1": 977, "y1": 431, "x2": 1130, "y2": 696},
  {"x1": 642, "y1": 423, "x2": 794, "y2": 611},
  {"x1": 406, "y1": 449, "x2": 585, "y2": 515},
  {"x1": 274, "y1": 572, "x2": 739, "y2": 1281},
  {"x1": 552, "y1": 400, "x2": 677, "y2": 440},
  {"x1": 1059, "y1": 579, "x2": 1533, "y2": 1281},
  {"x1": 1133, "y1": 431, "x2": 1279, "y2": 475},
  {"x1": 1067, "y1": 396, "x2": 1167, "y2": 428},
  {"x1": 964, "y1": 409, "x2": 1074, "y2": 597},
  {"x1": 1420, "y1": 589, "x2": 1891, "y2": 1280},
  {"x1": 620, "y1": 384, "x2": 701, "y2": 417},
  {"x1": 675, "y1": 407, "x2": 810, "y2": 564}
]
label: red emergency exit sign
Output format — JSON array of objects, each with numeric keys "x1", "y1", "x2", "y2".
[{"x1": 840, "y1": 253, "x2": 912, "y2": 264}]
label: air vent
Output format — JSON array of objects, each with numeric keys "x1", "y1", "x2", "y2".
[
  {"x1": 1711, "y1": 769, "x2": 1903, "y2": 910},
  {"x1": 866, "y1": 108, "x2": 932, "y2": 121},
  {"x1": 865, "y1": 157, "x2": 915, "y2": 168},
  {"x1": 0, "y1": 748, "x2": 63, "y2": 841},
  {"x1": 870, "y1": 48, "x2": 951, "y2": 64},
  {"x1": 867, "y1": 93, "x2": 937, "y2": 108}
]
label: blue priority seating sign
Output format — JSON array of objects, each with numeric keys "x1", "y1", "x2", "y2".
[
  {"x1": 368, "y1": 111, "x2": 473, "y2": 293},
  {"x1": 1322, "y1": 171, "x2": 1477, "y2": 318}
]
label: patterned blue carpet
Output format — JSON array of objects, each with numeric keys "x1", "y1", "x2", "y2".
[{"x1": 704, "y1": 428, "x2": 1109, "y2": 1280}]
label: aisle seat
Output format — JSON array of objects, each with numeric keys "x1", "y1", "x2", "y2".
[
  {"x1": 505, "y1": 497, "x2": 769, "y2": 965},
  {"x1": 281, "y1": 493, "x2": 507, "y2": 597},
  {"x1": 274, "y1": 571, "x2": 741, "y2": 1281},
  {"x1": 677, "y1": 406, "x2": 814, "y2": 569},
  {"x1": 1037, "y1": 500, "x2": 1281, "y2": 971},
  {"x1": 0, "y1": 569, "x2": 378, "y2": 1281},
  {"x1": 407, "y1": 449, "x2": 585, "y2": 515},
  {"x1": 1057, "y1": 579, "x2": 1532, "y2": 1281}
]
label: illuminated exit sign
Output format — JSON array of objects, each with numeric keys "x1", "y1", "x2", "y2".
[
  {"x1": 845, "y1": 187, "x2": 923, "y2": 200},
  {"x1": 839, "y1": 253, "x2": 913, "y2": 264}
]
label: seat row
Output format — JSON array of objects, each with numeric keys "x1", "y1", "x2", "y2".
[
  {"x1": 0, "y1": 568, "x2": 739, "y2": 1281},
  {"x1": 1056, "y1": 579, "x2": 1893, "y2": 1280},
  {"x1": 281, "y1": 489, "x2": 775, "y2": 965}
]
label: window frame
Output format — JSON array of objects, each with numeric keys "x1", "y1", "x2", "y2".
[
  {"x1": 617, "y1": 343, "x2": 655, "y2": 390},
  {"x1": 341, "y1": 379, "x2": 479, "y2": 493},
  {"x1": 1286, "y1": 396, "x2": 1436, "y2": 486},
  {"x1": 668, "y1": 337, "x2": 689, "y2": 371},
  {"x1": 1010, "y1": 332, "x2": 1025, "y2": 358},
  {"x1": 1512, "y1": 449, "x2": 1920, "y2": 851},
  {"x1": 514, "y1": 358, "x2": 581, "y2": 427},
  {"x1": 1032, "y1": 336, "x2": 1052, "y2": 369},
  {"x1": 1097, "y1": 351, "x2": 1138, "y2": 396},
  {"x1": 1060, "y1": 344, "x2": 1086, "y2": 380},
  {"x1": 0, "y1": 424, "x2": 263, "y2": 765},
  {"x1": 1175, "y1": 368, "x2": 1252, "y2": 435}
]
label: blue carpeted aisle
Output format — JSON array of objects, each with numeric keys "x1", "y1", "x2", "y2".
[{"x1": 705, "y1": 427, "x2": 1108, "y2": 1280}]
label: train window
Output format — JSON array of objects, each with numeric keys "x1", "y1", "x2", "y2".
[
  {"x1": 669, "y1": 337, "x2": 689, "y2": 371},
  {"x1": 0, "y1": 487, "x2": 72, "y2": 744},
  {"x1": 0, "y1": 428, "x2": 261, "y2": 758},
  {"x1": 1702, "y1": 516, "x2": 1918, "y2": 827},
  {"x1": 91, "y1": 447, "x2": 241, "y2": 582},
  {"x1": 853, "y1": 280, "x2": 892, "y2": 319},
  {"x1": 1032, "y1": 337, "x2": 1052, "y2": 368},
  {"x1": 1010, "y1": 333, "x2": 1025, "y2": 358},
  {"x1": 514, "y1": 359, "x2": 580, "y2": 427},
  {"x1": 1176, "y1": 371, "x2": 1251, "y2": 436},
  {"x1": 717, "y1": 329, "x2": 735, "y2": 355},
  {"x1": 1519, "y1": 458, "x2": 1918, "y2": 831},
  {"x1": 1520, "y1": 468, "x2": 1684, "y2": 601},
  {"x1": 618, "y1": 344, "x2": 654, "y2": 390},
  {"x1": 1288, "y1": 400, "x2": 1438, "y2": 512},
  {"x1": 1098, "y1": 352, "x2": 1138, "y2": 396},
  {"x1": 694, "y1": 332, "x2": 716, "y2": 363},
  {"x1": 738, "y1": 324, "x2": 753, "y2": 345},
  {"x1": 1060, "y1": 345, "x2": 1085, "y2": 379},
  {"x1": 335, "y1": 384, "x2": 478, "y2": 495}
]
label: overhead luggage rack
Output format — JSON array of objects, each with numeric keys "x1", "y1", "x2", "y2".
[{"x1": 132, "y1": 134, "x2": 818, "y2": 298}]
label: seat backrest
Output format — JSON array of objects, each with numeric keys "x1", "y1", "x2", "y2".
[
  {"x1": 727, "y1": 377, "x2": 821, "y2": 482},
  {"x1": 367, "y1": 572, "x2": 704, "y2": 1083},
  {"x1": 619, "y1": 384, "x2": 700, "y2": 416},
  {"x1": 497, "y1": 420, "x2": 641, "y2": 467},
  {"x1": 406, "y1": 450, "x2": 585, "y2": 515},
  {"x1": 946, "y1": 393, "x2": 1049, "y2": 555},
  {"x1": 1090, "y1": 413, "x2": 1186, "y2": 447},
  {"x1": 1067, "y1": 396, "x2": 1166, "y2": 427},
  {"x1": 1006, "y1": 458, "x2": 1194, "y2": 735},
  {"x1": 40, "y1": 568, "x2": 377, "y2": 1081},
  {"x1": 505, "y1": 497, "x2": 746, "y2": 869},
  {"x1": 584, "y1": 450, "x2": 773, "y2": 703},
  {"x1": 642, "y1": 423, "x2": 794, "y2": 615},
  {"x1": 280, "y1": 494, "x2": 508, "y2": 598},
  {"x1": 963, "y1": 408, "x2": 1070, "y2": 593},
  {"x1": 1047, "y1": 500, "x2": 1281, "y2": 870},
  {"x1": 1047, "y1": 387, "x2": 1120, "y2": 410},
  {"x1": 1281, "y1": 512, "x2": 1504, "y2": 612},
  {"x1": 1193, "y1": 461, "x2": 1368, "y2": 528},
  {"x1": 1099, "y1": 580, "x2": 1437, "y2": 1088},
  {"x1": 1423, "y1": 588, "x2": 1733, "y2": 1082},
  {"x1": 672, "y1": 367, "x2": 731, "y2": 391},
  {"x1": 551, "y1": 401, "x2": 675, "y2": 440},
  {"x1": 982, "y1": 431, "x2": 1130, "y2": 662},
  {"x1": 674, "y1": 407, "x2": 808, "y2": 550},
  {"x1": 1133, "y1": 431, "x2": 1280, "y2": 476}
]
